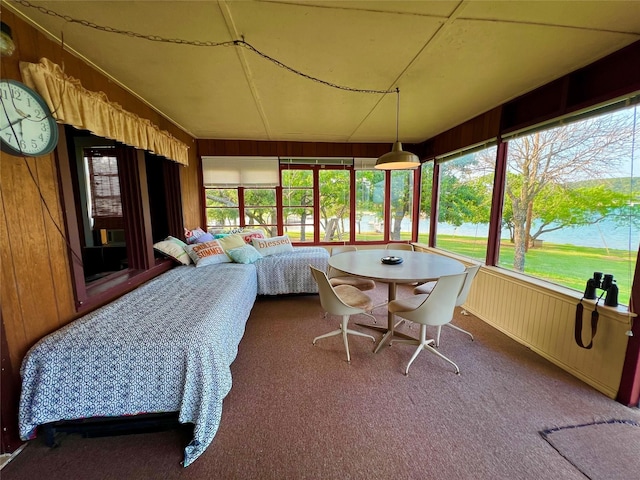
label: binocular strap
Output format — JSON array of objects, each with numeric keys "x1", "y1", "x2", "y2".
[{"x1": 574, "y1": 301, "x2": 599, "y2": 349}]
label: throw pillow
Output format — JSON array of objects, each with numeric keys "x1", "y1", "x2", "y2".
[
  {"x1": 185, "y1": 240, "x2": 231, "y2": 267},
  {"x1": 241, "y1": 229, "x2": 265, "y2": 244},
  {"x1": 153, "y1": 237, "x2": 191, "y2": 265},
  {"x1": 226, "y1": 244, "x2": 263, "y2": 264},
  {"x1": 184, "y1": 227, "x2": 208, "y2": 244},
  {"x1": 193, "y1": 232, "x2": 215, "y2": 243},
  {"x1": 252, "y1": 235, "x2": 294, "y2": 256},
  {"x1": 217, "y1": 233, "x2": 246, "y2": 252}
]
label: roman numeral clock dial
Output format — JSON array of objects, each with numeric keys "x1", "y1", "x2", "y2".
[{"x1": 0, "y1": 79, "x2": 58, "y2": 157}]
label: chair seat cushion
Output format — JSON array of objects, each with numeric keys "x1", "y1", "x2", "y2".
[
  {"x1": 330, "y1": 276, "x2": 375, "y2": 291},
  {"x1": 388, "y1": 294, "x2": 429, "y2": 314},
  {"x1": 413, "y1": 281, "x2": 436, "y2": 295},
  {"x1": 334, "y1": 285, "x2": 373, "y2": 311}
]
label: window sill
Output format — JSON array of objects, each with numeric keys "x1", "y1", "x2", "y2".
[
  {"x1": 77, "y1": 259, "x2": 174, "y2": 313},
  {"x1": 413, "y1": 242, "x2": 635, "y2": 322}
]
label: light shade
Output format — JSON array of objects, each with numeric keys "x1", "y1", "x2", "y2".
[
  {"x1": 0, "y1": 22, "x2": 15, "y2": 57},
  {"x1": 375, "y1": 141, "x2": 420, "y2": 170}
]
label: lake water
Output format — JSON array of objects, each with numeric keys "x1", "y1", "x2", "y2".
[{"x1": 359, "y1": 215, "x2": 639, "y2": 251}]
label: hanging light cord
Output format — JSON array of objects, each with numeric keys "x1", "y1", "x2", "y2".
[
  {"x1": 12, "y1": 0, "x2": 395, "y2": 95},
  {"x1": 395, "y1": 87, "x2": 400, "y2": 142}
]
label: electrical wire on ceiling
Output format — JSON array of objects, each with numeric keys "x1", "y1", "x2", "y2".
[{"x1": 11, "y1": 0, "x2": 395, "y2": 95}]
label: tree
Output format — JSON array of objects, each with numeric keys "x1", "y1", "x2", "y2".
[{"x1": 495, "y1": 112, "x2": 634, "y2": 272}]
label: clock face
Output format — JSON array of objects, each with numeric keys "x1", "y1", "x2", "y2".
[{"x1": 0, "y1": 79, "x2": 59, "y2": 157}]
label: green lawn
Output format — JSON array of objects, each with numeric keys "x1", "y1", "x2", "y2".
[
  {"x1": 287, "y1": 229, "x2": 635, "y2": 303},
  {"x1": 433, "y1": 234, "x2": 635, "y2": 303}
]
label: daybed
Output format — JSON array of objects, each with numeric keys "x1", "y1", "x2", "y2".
[
  {"x1": 18, "y1": 235, "x2": 329, "y2": 467},
  {"x1": 20, "y1": 263, "x2": 257, "y2": 467}
]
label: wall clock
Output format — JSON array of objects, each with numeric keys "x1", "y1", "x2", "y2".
[{"x1": 0, "y1": 79, "x2": 59, "y2": 157}]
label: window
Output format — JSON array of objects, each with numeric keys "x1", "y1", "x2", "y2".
[
  {"x1": 435, "y1": 145, "x2": 496, "y2": 261},
  {"x1": 389, "y1": 169, "x2": 415, "y2": 241},
  {"x1": 59, "y1": 126, "x2": 181, "y2": 311},
  {"x1": 498, "y1": 102, "x2": 639, "y2": 304},
  {"x1": 417, "y1": 161, "x2": 434, "y2": 243},
  {"x1": 319, "y1": 168, "x2": 350, "y2": 242},
  {"x1": 281, "y1": 167, "x2": 315, "y2": 243},
  {"x1": 205, "y1": 188, "x2": 240, "y2": 230},
  {"x1": 244, "y1": 188, "x2": 278, "y2": 237},
  {"x1": 355, "y1": 167, "x2": 385, "y2": 241}
]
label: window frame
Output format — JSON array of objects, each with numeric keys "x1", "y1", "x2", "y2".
[{"x1": 57, "y1": 125, "x2": 181, "y2": 312}]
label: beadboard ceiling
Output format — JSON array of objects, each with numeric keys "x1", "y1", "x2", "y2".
[{"x1": 4, "y1": 0, "x2": 640, "y2": 143}]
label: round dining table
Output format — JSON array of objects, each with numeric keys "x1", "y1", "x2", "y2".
[{"x1": 328, "y1": 249, "x2": 465, "y2": 352}]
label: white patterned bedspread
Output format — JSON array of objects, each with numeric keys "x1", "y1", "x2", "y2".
[
  {"x1": 19, "y1": 263, "x2": 257, "y2": 467},
  {"x1": 254, "y1": 247, "x2": 329, "y2": 295}
]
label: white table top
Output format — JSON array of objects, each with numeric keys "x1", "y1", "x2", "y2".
[{"x1": 328, "y1": 249, "x2": 465, "y2": 284}]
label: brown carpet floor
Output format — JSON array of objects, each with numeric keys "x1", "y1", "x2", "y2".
[{"x1": 3, "y1": 283, "x2": 639, "y2": 479}]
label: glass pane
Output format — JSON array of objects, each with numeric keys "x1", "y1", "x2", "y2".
[
  {"x1": 498, "y1": 105, "x2": 639, "y2": 305},
  {"x1": 205, "y1": 188, "x2": 238, "y2": 207},
  {"x1": 389, "y1": 169, "x2": 414, "y2": 241},
  {"x1": 319, "y1": 170, "x2": 350, "y2": 242},
  {"x1": 355, "y1": 170, "x2": 385, "y2": 241},
  {"x1": 244, "y1": 188, "x2": 276, "y2": 206},
  {"x1": 436, "y1": 146, "x2": 496, "y2": 261},
  {"x1": 207, "y1": 207, "x2": 240, "y2": 228},
  {"x1": 283, "y1": 207, "x2": 314, "y2": 242},
  {"x1": 418, "y1": 162, "x2": 434, "y2": 243},
  {"x1": 282, "y1": 188, "x2": 313, "y2": 208},
  {"x1": 282, "y1": 169, "x2": 313, "y2": 187},
  {"x1": 245, "y1": 207, "x2": 276, "y2": 226}
]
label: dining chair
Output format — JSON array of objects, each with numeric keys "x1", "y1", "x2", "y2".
[
  {"x1": 388, "y1": 272, "x2": 466, "y2": 375},
  {"x1": 385, "y1": 243, "x2": 414, "y2": 251},
  {"x1": 413, "y1": 264, "x2": 481, "y2": 346},
  {"x1": 309, "y1": 265, "x2": 376, "y2": 364},
  {"x1": 328, "y1": 246, "x2": 376, "y2": 292}
]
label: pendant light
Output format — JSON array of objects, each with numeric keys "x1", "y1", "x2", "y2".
[{"x1": 375, "y1": 87, "x2": 420, "y2": 170}]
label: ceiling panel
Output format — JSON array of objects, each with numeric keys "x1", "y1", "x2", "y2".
[{"x1": 3, "y1": 0, "x2": 640, "y2": 143}]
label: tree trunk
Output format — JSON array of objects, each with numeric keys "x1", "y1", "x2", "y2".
[{"x1": 513, "y1": 217, "x2": 527, "y2": 272}]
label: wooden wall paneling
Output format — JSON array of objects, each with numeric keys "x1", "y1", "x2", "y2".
[
  {"x1": 0, "y1": 167, "x2": 27, "y2": 372},
  {"x1": 180, "y1": 143, "x2": 203, "y2": 230},
  {"x1": 38, "y1": 149, "x2": 76, "y2": 323},
  {"x1": 0, "y1": 154, "x2": 61, "y2": 365},
  {"x1": 196, "y1": 139, "x2": 391, "y2": 158}
]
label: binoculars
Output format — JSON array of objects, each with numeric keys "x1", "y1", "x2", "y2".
[{"x1": 584, "y1": 272, "x2": 618, "y2": 307}]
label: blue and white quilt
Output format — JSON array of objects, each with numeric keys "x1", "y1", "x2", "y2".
[
  {"x1": 254, "y1": 247, "x2": 329, "y2": 295},
  {"x1": 19, "y1": 263, "x2": 257, "y2": 467}
]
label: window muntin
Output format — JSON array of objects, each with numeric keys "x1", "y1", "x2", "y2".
[
  {"x1": 355, "y1": 169, "x2": 385, "y2": 241},
  {"x1": 435, "y1": 146, "x2": 496, "y2": 261},
  {"x1": 498, "y1": 105, "x2": 639, "y2": 304},
  {"x1": 389, "y1": 170, "x2": 415, "y2": 241},
  {"x1": 319, "y1": 169, "x2": 350, "y2": 242},
  {"x1": 418, "y1": 161, "x2": 434, "y2": 243}
]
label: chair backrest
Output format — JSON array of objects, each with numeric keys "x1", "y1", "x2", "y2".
[
  {"x1": 309, "y1": 265, "x2": 365, "y2": 316},
  {"x1": 397, "y1": 273, "x2": 466, "y2": 327},
  {"x1": 455, "y1": 264, "x2": 481, "y2": 307},
  {"x1": 385, "y1": 243, "x2": 414, "y2": 251},
  {"x1": 331, "y1": 245, "x2": 357, "y2": 256}
]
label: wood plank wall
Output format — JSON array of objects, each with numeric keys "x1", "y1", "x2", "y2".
[
  {"x1": 465, "y1": 268, "x2": 630, "y2": 399},
  {"x1": 0, "y1": 11, "x2": 199, "y2": 390},
  {"x1": 413, "y1": 246, "x2": 631, "y2": 399}
]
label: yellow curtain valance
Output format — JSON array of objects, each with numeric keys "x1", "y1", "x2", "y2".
[{"x1": 20, "y1": 58, "x2": 189, "y2": 166}]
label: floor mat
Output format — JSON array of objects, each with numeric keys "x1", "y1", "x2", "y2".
[{"x1": 540, "y1": 419, "x2": 640, "y2": 480}]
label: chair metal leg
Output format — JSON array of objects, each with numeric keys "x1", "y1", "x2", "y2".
[
  {"x1": 423, "y1": 342, "x2": 460, "y2": 374},
  {"x1": 400, "y1": 325, "x2": 460, "y2": 375},
  {"x1": 341, "y1": 316, "x2": 351, "y2": 364},
  {"x1": 314, "y1": 315, "x2": 374, "y2": 364},
  {"x1": 445, "y1": 322, "x2": 474, "y2": 341}
]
